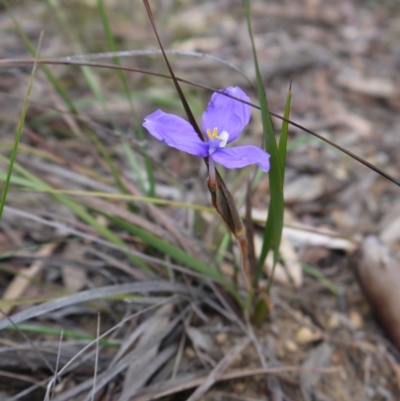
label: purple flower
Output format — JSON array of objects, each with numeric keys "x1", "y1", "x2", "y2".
[{"x1": 142, "y1": 87, "x2": 270, "y2": 174}]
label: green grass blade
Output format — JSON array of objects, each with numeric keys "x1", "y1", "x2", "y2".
[
  {"x1": 0, "y1": 36, "x2": 40, "y2": 219},
  {"x1": 243, "y1": 0, "x2": 285, "y2": 287},
  {"x1": 302, "y1": 264, "x2": 338, "y2": 295},
  {"x1": 5, "y1": 324, "x2": 120, "y2": 347},
  {"x1": 105, "y1": 214, "x2": 239, "y2": 299},
  {"x1": 259, "y1": 85, "x2": 292, "y2": 291},
  {"x1": 278, "y1": 83, "x2": 292, "y2": 177}
]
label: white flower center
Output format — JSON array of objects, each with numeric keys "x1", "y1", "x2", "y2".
[
  {"x1": 206, "y1": 127, "x2": 229, "y2": 149},
  {"x1": 218, "y1": 131, "x2": 229, "y2": 148}
]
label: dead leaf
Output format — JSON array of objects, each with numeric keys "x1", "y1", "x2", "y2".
[
  {"x1": 353, "y1": 236, "x2": 400, "y2": 349},
  {"x1": 1, "y1": 243, "x2": 57, "y2": 317},
  {"x1": 380, "y1": 211, "x2": 400, "y2": 246},
  {"x1": 284, "y1": 175, "x2": 325, "y2": 203},
  {"x1": 336, "y1": 74, "x2": 397, "y2": 99}
]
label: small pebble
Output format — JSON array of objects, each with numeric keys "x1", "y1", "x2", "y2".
[
  {"x1": 330, "y1": 350, "x2": 341, "y2": 364},
  {"x1": 349, "y1": 310, "x2": 363, "y2": 329},
  {"x1": 328, "y1": 313, "x2": 341, "y2": 330},
  {"x1": 295, "y1": 326, "x2": 321, "y2": 344},
  {"x1": 215, "y1": 332, "x2": 228, "y2": 344},
  {"x1": 285, "y1": 340, "x2": 298, "y2": 352},
  {"x1": 185, "y1": 347, "x2": 196, "y2": 358},
  {"x1": 233, "y1": 382, "x2": 246, "y2": 393}
]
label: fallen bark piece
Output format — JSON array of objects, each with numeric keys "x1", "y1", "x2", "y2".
[{"x1": 354, "y1": 236, "x2": 400, "y2": 349}]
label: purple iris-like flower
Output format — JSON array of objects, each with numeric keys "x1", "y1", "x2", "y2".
[{"x1": 142, "y1": 87, "x2": 270, "y2": 174}]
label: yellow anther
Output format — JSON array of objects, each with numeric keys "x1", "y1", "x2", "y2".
[
  {"x1": 206, "y1": 127, "x2": 229, "y2": 150},
  {"x1": 207, "y1": 127, "x2": 219, "y2": 139}
]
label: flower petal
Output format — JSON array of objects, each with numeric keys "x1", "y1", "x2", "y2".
[
  {"x1": 201, "y1": 87, "x2": 251, "y2": 144},
  {"x1": 143, "y1": 110, "x2": 208, "y2": 157},
  {"x1": 210, "y1": 145, "x2": 270, "y2": 172}
]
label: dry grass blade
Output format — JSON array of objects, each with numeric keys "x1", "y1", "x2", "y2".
[
  {"x1": 110, "y1": 304, "x2": 173, "y2": 369},
  {"x1": 59, "y1": 48, "x2": 253, "y2": 86},
  {"x1": 86, "y1": 248, "x2": 150, "y2": 281},
  {"x1": 75, "y1": 193, "x2": 175, "y2": 243},
  {"x1": 0, "y1": 369, "x2": 39, "y2": 385},
  {"x1": 11, "y1": 301, "x2": 171, "y2": 401},
  {"x1": 133, "y1": 365, "x2": 341, "y2": 401},
  {"x1": 0, "y1": 282, "x2": 194, "y2": 330},
  {"x1": 44, "y1": 329, "x2": 64, "y2": 401},
  {"x1": 186, "y1": 337, "x2": 251, "y2": 401},
  {"x1": 204, "y1": 286, "x2": 269, "y2": 369},
  {"x1": 245, "y1": 317, "x2": 268, "y2": 368},
  {"x1": 0, "y1": 313, "x2": 56, "y2": 376},
  {"x1": 6, "y1": 378, "x2": 51, "y2": 401},
  {"x1": 42, "y1": 299, "x2": 173, "y2": 400},
  {"x1": 3, "y1": 205, "x2": 220, "y2": 283},
  {"x1": 51, "y1": 314, "x2": 184, "y2": 401},
  {"x1": 90, "y1": 314, "x2": 101, "y2": 401},
  {"x1": 0, "y1": 56, "x2": 397, "y2": 186},
  {"x1": 123, "y1": 180, "x2": 203, "y2": 257},
  {"x1": 119, "y1": 346, "x2": 177, "y2": 401}
]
